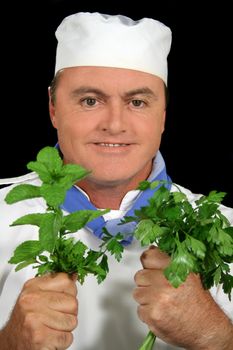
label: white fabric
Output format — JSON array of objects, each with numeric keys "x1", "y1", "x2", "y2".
[
  {"x1": 0, "y1": 174, "x2": 232, "y2": 350},
  {"x1": 55, "y1": 12, "x2": 172, "y2": 84}
]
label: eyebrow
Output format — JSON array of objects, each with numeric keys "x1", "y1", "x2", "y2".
[
  {"x1": 70, "y1": 86, "x2": 158, "y2": 100},
  {"x1": 70, "y1": 86, "x2": 110, "y2": 99},
  {"x1": 123, "y1": 87, "x2": 158, "y2": 100}
]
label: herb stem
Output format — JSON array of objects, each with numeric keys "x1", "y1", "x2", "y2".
[{"x1": 138, "y1": 330, "x2": 156, "y2": 350}]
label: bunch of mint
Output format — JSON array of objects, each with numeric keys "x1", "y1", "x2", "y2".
[
  {"x1": 124, "y1": 180, "x2": 233, "y2": 350},
  {"x1": 5, "y1": 146, "x2": 124, "y2": 284}
]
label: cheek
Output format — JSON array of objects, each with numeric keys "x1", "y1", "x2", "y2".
[
  {"x1": 139, "y1": 118, "x2": 164, "y2": 141},
  {"x1": 55, "y1": 113, "x2": 87, "y2": 137}
]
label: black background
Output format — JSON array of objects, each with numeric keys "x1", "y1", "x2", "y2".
[{"x1": 1, "y1": 0, "x2": 232, "y2": 206}]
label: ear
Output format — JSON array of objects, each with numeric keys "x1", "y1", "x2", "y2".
[
  {"x1": 48, "y1": 86, "x2": 58, "y2": 129},
  {"x1": 161, "y1": 110, "x2": 166, "y2": 133}
]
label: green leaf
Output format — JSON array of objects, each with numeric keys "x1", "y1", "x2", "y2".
[
  {"x1": 60, "y1": 163, "x2": 90, "y2": 182},
  {"x1": 206, "y1": 190, "x2": 227, "y2": 203},
  {"x1": 36, "y1": 146, "x2": 63, "y2": 174},
  {"x1": 134, "y1": 219, "x2": 155, "y2": 246},
  {"x1": 105, "y1": 236, "x2": 124, "y2": 262},
  {"x1": 99, "y1": 254, "x2": 109, "y2": 275},
  {"x1": 164, "y1": 244, "x2": 198, "y2": 288},
  {"x1": 208, "y1": 226, "x2": 233, "y2": 256},
  {"x1": 172, "y1": 191, "x2": 187, "y2": 203},
  {"x1": 8, "y1": 240, "x2": 42, "y2": 264},
  {"x1": 15, "y1": 258, "x2": 37, "y2": 272},
  {"x1": 38, "y1": 255, "x2": 49, "y2": 262},
  {"x1": 5, "y1": 184, "x2": 41, "y2": 204},
  {"x1": 198, "y1": 202, "x2": 219, "y2": 220},
  {"x1": 225, "y1": 227, "x2": 233, "y2": 239},
  {"x1": 10, "y1": 213, "x2": 49, "y2": 227},
  {"x1": 27, "y1": 161, "x2": 53, "y2": 183},
  {"x1": 40, "y1": 183, "x2": 66, "y2": 207},
  {"x1": 39, "y1": 212, "x2": 61, "y2": 252},
  {"x1": 162, "y1": 205, "x2": 182, "y2": 221},
  {"x1": 137, "y1": 180, "x2": 151, "y2": 190},
  {"x1": 72, "y1": 240, "x2": 88, "y2": 258},
  {"x1": 36, "y1": 262, "x2": 55, "y2": 275},
  {"x1": 149, "y1": 180, "x2": 161, "y2": 190},
  {"x1": 221, "y1": 272, "x2": 233, "y2": 300},
  {"x1": 63, "y1": 209, "x2": 109, "y2": 233},
  {"x1": 213, "y1": 266, "x2": 222, "y2": 286},
  {"x1": 185, "y1": 236, "x2": 206, "y2": 260}
]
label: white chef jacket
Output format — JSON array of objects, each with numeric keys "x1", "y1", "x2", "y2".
[{"x1": 0, "y1": 173, "x2": 232, "y2": 350}]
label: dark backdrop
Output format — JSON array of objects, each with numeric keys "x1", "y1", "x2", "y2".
[{"x1": 1, "y1": 0, "x2": 232, "y2": 206}]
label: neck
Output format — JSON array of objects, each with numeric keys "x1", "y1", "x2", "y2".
[
  {"x1": 76, "y1": 161, "x2": 155, "y2": 209},
  {"x1": 77, "y1": 179, "x2": 142, "y2": 209}
]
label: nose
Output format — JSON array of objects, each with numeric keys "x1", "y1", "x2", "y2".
[{"x1": 99, "y1": 102, "x2": 127, "y2": 134}]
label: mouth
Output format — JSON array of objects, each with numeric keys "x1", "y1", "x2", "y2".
[
  {"x1": 95, "y1": 143, "x2": 130, "y2": 147},
  {"x1": 89, "y1": 142, "x2": 135, "y2": 154}
]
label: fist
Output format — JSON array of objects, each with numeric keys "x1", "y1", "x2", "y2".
[{"x1": 2, "y1": 273, "x2": 78, "y2": 350}]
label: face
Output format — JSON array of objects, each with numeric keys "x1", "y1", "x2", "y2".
[{"x1": 49, "y1": 67, "x2": 166, "y2": 190}]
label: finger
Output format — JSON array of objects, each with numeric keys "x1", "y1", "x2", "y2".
[
  {"x1": 137, "y1": 304, "x2": 154, "y2": 326},
  {"x1": 41, "y1": 309, "x2": 78, "y2": 332},
  {"x1": 46, "y1": 292, "x2": 78, "y2": 315},
  {"x1": 134, "y1": 269, "x2": 153, "y2": 286},
  {"x1": 134, "y1": 268, "x2": 169, "y2": 286},
  {"x1": 19, "y1": 289, "x2": 78, "y2": 316},
  {"x1": 29, "y1": 323, "x2": 74, "y2": 349},
  {"x1": 133, "y1": 286, "x2": 150, "y2": 305},
  {"x1": 24, "y1": 273, "x2": 78, "y2": 296},
  {"x1": 140, "y1": 246, "x2": 170, "y2": 269}
]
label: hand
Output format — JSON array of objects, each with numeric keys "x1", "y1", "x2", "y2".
[
  {"x1": 0, "y1": 272, "x2": 78, "y2": 350},
  {"x1": 133, "y1": 246, "x2": 233, "y2": 350}
]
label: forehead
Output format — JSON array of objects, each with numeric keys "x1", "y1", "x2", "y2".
[{"x1": 56, "y1": 66, "x2": 164, "y2": 92}]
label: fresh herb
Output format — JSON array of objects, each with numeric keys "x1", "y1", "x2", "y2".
[
  {"x1": 123, "y1": 180, "x2": 233, "y2": 350},
  {"x1": 5, "y1": 149, "x2": 233, "y2": 349},
  {"x1": 5, "y1": 146, "x2": 124, "y2": 284}
]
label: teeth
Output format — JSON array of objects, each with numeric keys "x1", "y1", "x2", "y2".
[{"x1": 99, "y1": 143, "x2": 127, "y2": 147}]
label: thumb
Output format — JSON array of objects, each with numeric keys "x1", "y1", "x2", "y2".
[{"x1": 140, "y1": 245, "x2": 170, "y2": 269}]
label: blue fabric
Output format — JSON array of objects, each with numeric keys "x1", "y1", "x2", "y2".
[{"x1": 61, "y1": 151, "x2": 171, "y2": 245}]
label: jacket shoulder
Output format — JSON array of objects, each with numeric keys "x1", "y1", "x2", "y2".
[
  {"x1": 0, "y1": 173, "x2": 44, "y2": 224},
  {"x1": 0, "y1": 172, "x2": 38, "y2": 186},
  {"x1": 171, "y1": 183, "x2": 233, "y2": 225}
]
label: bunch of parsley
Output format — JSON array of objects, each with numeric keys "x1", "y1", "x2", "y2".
[
  {"x1": 5, "y1": 146, "x2": 124, "y2": 284},
  {"x1": 125, "y1": 180, "x2": 233, "y2": 350}
]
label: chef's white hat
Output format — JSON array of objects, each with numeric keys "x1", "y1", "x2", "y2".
[{"x1": 55, "y1": 12, "x2": 172, "y2": 84}]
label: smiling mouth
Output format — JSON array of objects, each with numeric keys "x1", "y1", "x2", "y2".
[{"x1": 96, "y1": 143, "x2": 129, "y2": 147}]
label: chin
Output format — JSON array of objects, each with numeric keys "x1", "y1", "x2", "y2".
[{"x1": 88, "y1": 172, "x2": 132, "y2": 186}]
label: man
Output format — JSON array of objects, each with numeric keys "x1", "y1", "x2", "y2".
[{"x1": 0, "y1": 12, "x2": 232, "y2": 350}]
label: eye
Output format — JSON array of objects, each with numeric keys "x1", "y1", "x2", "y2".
[
  {"x1": 82, "y1": 97, "x2": 97, "y2": 106},
  {"x1": 131, "y1": 99, "x2": 145, "y2": 108}
]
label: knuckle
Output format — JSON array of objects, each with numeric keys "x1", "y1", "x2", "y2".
[
  {"x1": 66, "y1": 314, "x2": 78, "y2": 330},
  {"x1": 57, "y1": 273, "x2": 77, "y2": 294},
  {"x1": 134, "y1": 269, "x2": 150, "y2": 286},
  {"x1": 157, "y1": 292, "x2": 172, "y2": 308},
  {"x1": 31, "y1": 328, "x2": 45, "y2": 345},
  {"x1": 57, "y1": 331, "x2": 73, "y2": 348},
  {"x1": 140, "y1": 250, "x2": 147, "y2": 264},
  {"x1": 137, "y1": 305, "x2": 146, "y2": 323},
  {"x1": 71, "y1": 298, "x2": 79, "y2": 314},
  {"x1": 18, "y1": 291, "x2": 39, "y2": 310},
  {"x1": 23, "y1": 277, "x2": 36, "y2": 290},
  {"x1": 134, "y1": 269, "x2": 144, "y2": 283},
  {"x1": 132, "y1": 287, "x2": 140, "y2": 301}
]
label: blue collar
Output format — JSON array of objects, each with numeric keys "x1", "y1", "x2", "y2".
[{"x1": 61, "y1": 151, "x2": 171, "y2": 245}]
